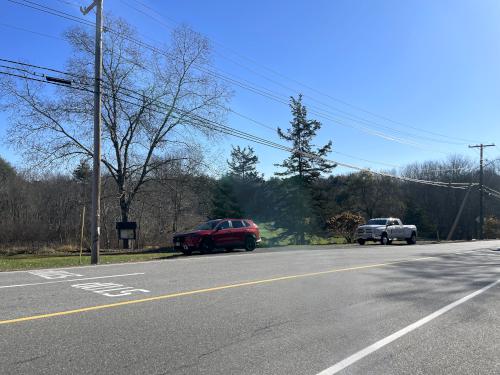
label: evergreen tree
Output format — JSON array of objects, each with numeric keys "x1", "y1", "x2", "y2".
[
  {"x1": 210, "y1": 176, "x2": 243, "y2": 219},
  {"x1": 227, "y1": 145, "x2": 260, "y2": 180},
  {"x1": 0, "y1": 156, "x2": 16, "y2": 182},
  {"x1": 225, "y1": 145, "x2": 263, "y2": 220},
  {"x1": 275, "y1": 94, "x2": 335, "y2": 182},
  {"x1": 272, "y1": 95, "x2": 336, "y2": 244},
  {"x1": 269, "y1": 176, "x2": 315, "y2": 245},
  {"x1": 72, "y1": 159, "x2": 92, "y2": 183}
]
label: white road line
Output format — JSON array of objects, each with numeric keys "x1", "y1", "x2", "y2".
[
  {"x1": 0, "y1": 273, "x2": 145, "y2": 289},
  {"x1": 0, "y1": 243, "x2": 496, "y2": 275},
  {"x1": 316, "y1": 278, "x2": 500, "y2": 375}
]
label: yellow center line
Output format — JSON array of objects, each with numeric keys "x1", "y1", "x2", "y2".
[{"x1": 0, "y1": 256, "x2": 434, "y2": 325}]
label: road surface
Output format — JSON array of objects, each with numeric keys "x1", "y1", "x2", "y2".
[{"x1": 1, "y1": 241, "x2": 500, "y2": 374}]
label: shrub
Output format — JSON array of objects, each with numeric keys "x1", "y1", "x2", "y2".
[{"x1": 326, "y1": 212, "x2": 365, "y2": 243}]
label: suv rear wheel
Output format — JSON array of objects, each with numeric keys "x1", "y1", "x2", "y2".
[{"x1": 244, "y1": 236, "x2": 256, "y2": 251}]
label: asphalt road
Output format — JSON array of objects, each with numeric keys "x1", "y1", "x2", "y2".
[{"x1": 1, "y1": 241, "x2": 500, "y2": 375}]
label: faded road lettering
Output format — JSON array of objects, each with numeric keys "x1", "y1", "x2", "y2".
[{"x1": 72, "y1": 282, "x2": 150, "y2": 297}]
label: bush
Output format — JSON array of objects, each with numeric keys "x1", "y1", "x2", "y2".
[
  {"x1": 484, "y1": 216, "x2": 500, "y2": 239},
  {"x1": 326, "y1": 212, "x2": 365, "y2": 243}
]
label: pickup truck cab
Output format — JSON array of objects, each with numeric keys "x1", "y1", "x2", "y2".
[{"x1": 355, "y1": 218, "x2": 417, "y2": 245}]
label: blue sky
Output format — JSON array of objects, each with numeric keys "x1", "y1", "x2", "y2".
[{"x1": 1, "y1": 0, "x2": 500, "y2": 176}]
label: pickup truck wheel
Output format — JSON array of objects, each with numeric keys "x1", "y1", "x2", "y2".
[
  {"x1": 406, "y1": 232, "x2": 417, "y2": 245},
  {"x1": 244, "y1": 236, "x2": 256, "y2": 251},
  {"x1": 357, "y1": 239, "x2": 365, "y2": 245},
  {"x1": 200, "y1": 238, "x2": 214, "y2": 254},
  {"x1": 225, "y1": 247, "x2": 234, "y2": 252},
  {"x1": 381, "y1": 233, "x2": 390, "y2": 245}
]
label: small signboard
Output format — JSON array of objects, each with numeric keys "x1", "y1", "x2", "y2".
[{"x1": 116, "y1": 222, "x2": 137, "y2": 240}]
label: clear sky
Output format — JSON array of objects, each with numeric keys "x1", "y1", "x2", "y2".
[{"x1": 1, "y1": 0, "x2": 500, "y2": 176}]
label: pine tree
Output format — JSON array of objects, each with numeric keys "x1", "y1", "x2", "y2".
[
  {"x1": 210, "y1": 176, "x2": 244, "y2": 219},
  {"x1": 273, "y1": 95, "x2": 336, "y2": 244},
  {"x1": 227, "y1": 145, "x2": 260, "y2": 180},
  {"x1": 0, "y1": 156, "x2": 16, "y2": 182},
  {"x1": 72, "y1": 159, "x2": 92, "y2": 183},
  {"x1": 275, "y1": 94, "x2": 335, "y2": 182}
]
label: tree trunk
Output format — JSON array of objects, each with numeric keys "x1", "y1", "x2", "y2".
[{"x1": 299, "y1": 230, "x2": 305, "y2": 245}]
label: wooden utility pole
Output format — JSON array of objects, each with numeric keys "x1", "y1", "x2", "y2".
[
  {"x1": 81, "y1": 0, "x2": 103, "y2": 264},
  {"x1": 469, "y1": 143, "x2": 495, "y2": 239}
]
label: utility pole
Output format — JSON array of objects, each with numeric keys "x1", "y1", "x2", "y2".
[
  {"x1": 469, "y1": 143, "x2": 495, "y2": 240},
  {"x1": 81, "y1": 0, "x2": 103, "y2": 264}
]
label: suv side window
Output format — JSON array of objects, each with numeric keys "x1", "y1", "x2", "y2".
[
  {"x1": 217, "y1": 221, "x2": 230, "y2": 230},
  {"x1": 231, "y1": 220, "x2": 244, "y2": 229}
]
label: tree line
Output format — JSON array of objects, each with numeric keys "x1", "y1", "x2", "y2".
[
  {"x1": 1, "y1": 93, "x2": 500, "y2": 250},
  {"x1": 2, "y1": 150, "x2": 500, "y2": 250},
  {"x1": 1, "y1": 16, "x2": 500, "y2": 251}
]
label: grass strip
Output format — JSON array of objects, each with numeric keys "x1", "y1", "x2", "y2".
[{"x1": 0, "y1": 252, "x2": 180, "y2": 271}]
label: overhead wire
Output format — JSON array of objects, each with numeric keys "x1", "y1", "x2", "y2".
[
  {"x1": 121, "y1": 0, "x2": 480, "y2": 145},
  {"x1": 483, "y1": 185, "x2": 500, "y2": 197},
  {"x1": 0, "y1": 22, "x2": 63, "y2": 41},
  {"x1": 0, "y1": 64, "x2": 474, "y2": 189},
  {"x1": 121, "y1": 0, "x2": 464, "y2": 147},
  {"x1": 8, "y1": 0, "x2": 463, "y2": 154},
  {"x1": 0, "y1": 58, "x2": 405, "y2": 170}
]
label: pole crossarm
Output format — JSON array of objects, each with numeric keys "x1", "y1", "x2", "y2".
[{"x1": 80, "y1": 1, "x2": 98, "y2": 15}]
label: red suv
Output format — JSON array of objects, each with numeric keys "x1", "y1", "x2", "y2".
[{"x1": 173, "y1": 219, "x2": 261, "y2": 255}]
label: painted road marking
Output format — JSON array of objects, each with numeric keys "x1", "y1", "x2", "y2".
[
  {"x1": 0, "y1": 256, "x2": 434, "y2": 325},
  {"x1": 316, "y1": 279, "x2": 500, "y2": 375},
  {"x1": 0, "y1": 273, "x2": 145, "y2": 289},
  {"x1": 28, "y1": 270, "x2": 83, "y2": 279},
  {"x1": 72, "y1": 282, "x2": 150, "y2": 297},
  {"x1": 0, "y1": 244, "x2": 493, "y2": 275}
]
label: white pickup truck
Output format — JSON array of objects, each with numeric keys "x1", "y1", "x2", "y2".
[{"x1": 355, "y1": 218, "x2": 417, "y2": 245}]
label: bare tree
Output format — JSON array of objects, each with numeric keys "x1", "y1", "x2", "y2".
[{"x1": 1, "y1": 17, "x2": 229, "y2": 246}]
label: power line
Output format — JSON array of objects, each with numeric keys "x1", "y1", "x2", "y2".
[
  {"x1": 0, "y1": 58, "x2": 409, "y2": 170},
  {"x1": 117, "y1": 0, "x2": 465, "y2": 149},
  {"x1": 122, "y1": 0, "x2": 463, "y2": 147},
  {"x1": 0, "y1": 22, "x2": 63, "y2": 41},
  {"x1": 419, "y1": 166, "x2": 476, "y2": 173},
  {"x1": 8, "y1": 0, "x2": 460, "y2": 154},
  {"x1": 8, "y1": 0, "x2": 94, "y2": 27},
  {"x1": 0, "y1": 59, "x2": 424, "y2": 173},
  {"x1": 0, "y1": 64, "x2": 464, "y2": 184},
  {"x1": 483, "y1": 185, "x2": 500, "y2": 197},
  {"x1": 0, "y1": 66, "x2": 475, "y2": 189},
  {"x1": 121, "y1": 0, "x2": 480, "y2": 145},
  {"x1": 4, "y1": 6, "x2": 458, "y2": 156}
]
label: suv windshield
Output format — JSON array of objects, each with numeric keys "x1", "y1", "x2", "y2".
[
  {"x1": 195, "y1": 220, "x2": 220, "y2": 230},
  {"x1": 367, "y1": 219, "x2": 388, "y2": 225}
]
